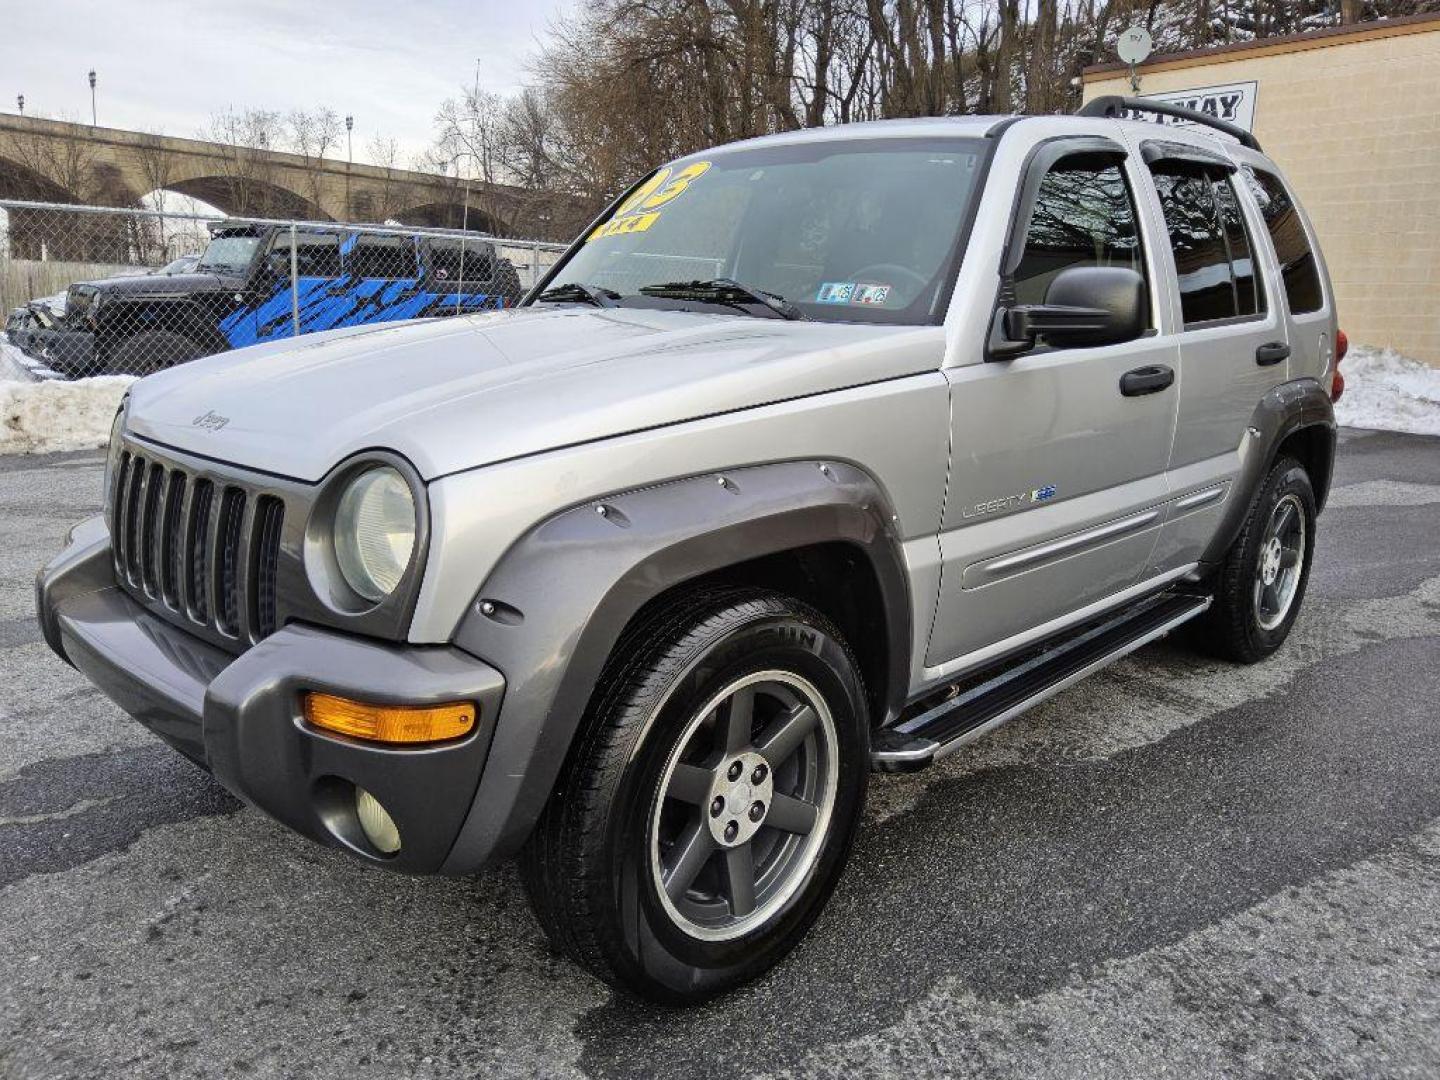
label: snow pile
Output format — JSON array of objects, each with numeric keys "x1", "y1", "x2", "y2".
[
  {"x1": 1336, "y1": 346, "x2": 1440, "y2": 437},
  {"x1": 0, "y1": 376, "x2": 134, "y2": 455}
]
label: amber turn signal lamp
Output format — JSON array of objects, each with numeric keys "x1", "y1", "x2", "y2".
[{"x1": 303, "y1": 693, "x2": 475, "y2": 744}]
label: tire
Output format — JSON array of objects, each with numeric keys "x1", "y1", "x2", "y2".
[
  {"x1": 108, "y1": 330, "x2": 208, "y2": 376},
  {"x1": 519, "y1": 589, "x2": 870, "y2": 1002},
  {"x1": 1192, "y1": 456, "x2": 1317, "y2": 663},
  {"x1": 496, "y1": 262, "x2": 523, "y2": 306}
]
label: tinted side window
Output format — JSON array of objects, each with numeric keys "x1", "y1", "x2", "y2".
[
  {"x1": 270, "y1": 231, "x2": 341, "y2": 278},
  {"x1": 1215, "y1": 178, "x2": 1264, "y2": 317},
  {"x1": 425, "y1": 239, "x2": 497, "y2": 284},
  {"x1": 348, "y1": 237, "x2": 417, "y2": 280},
  {"x1": 1014, "y1": 156, "x2": 1146, "y2": 307},
  {"x1": 1150, "y1": 164, "x2": 1260, "y2": 326},
  {"x1": 1244, "y1": 167, "x2": 1324, "y2": 314}
]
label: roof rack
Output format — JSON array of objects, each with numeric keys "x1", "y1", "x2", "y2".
[{"x1": 1078, "y1": 95, "x2": 1262, "y2": 152}]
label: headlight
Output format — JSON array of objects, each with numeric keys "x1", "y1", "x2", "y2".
[{"x1": 333, "y1": 466, "x2": 416, "y2": 602}]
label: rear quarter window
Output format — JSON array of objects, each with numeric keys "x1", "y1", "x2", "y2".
[
  {"x1": 1243, "y1": 167, "x2": 1325, "y2": 315},
  {"x1": 348, "y1": 237, "x2": 417, "y2": 280},
  {"x1": 1149, "y1": 163, "x2": 1267, "y2": 328}
]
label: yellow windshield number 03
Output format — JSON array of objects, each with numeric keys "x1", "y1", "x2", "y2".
[{"x1": 588, "y1": 162, "x2": 711, "y2": 242}]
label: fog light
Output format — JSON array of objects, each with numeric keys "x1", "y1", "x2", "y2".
[
  {"x1": 303, "y1": 692, "x2": 475, "y2": 744},
  {"x1": 355, "y1": 786, "x2": 401, "y2": 854}
]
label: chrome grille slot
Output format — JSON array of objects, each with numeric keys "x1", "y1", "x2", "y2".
[
  {"x1": 251, "y1": 496, "x2": 285, "y2": 640},
  {"x1": 160, "y1": 471, "x2": 186, "y2": 608},
  {"x1": 123, "y1": 454, "x2": 145, "y2": 584},
  {"x1": 111, "y1": 452, "x2": 132, "y2": 572},
  {"x1": 140, "y1": 461, "x2": 165, "y2": 594},
  {"x1": 186, "y1": 479, "x2": 214, "y2": 623},
  {"x1": 216, "y1": 487, "x2": 247, "y2": 638}
]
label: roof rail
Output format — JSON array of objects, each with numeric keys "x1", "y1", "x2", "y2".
[{"x1": 1078, "y1": 95, "x2": 1262, "y2": 152}]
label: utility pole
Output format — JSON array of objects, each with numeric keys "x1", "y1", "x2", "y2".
[
  {"x1": 456, "y1": 59, "x2": 481, "y2": 314},
  {"x1": 345, "y1": 114, "x2": 354, "y2": 221},
  {"x1": 88, "y1": 69, "x2": 96, "y2": 125}
]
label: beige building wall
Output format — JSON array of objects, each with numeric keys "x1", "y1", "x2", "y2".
[{"x1": 1084, "y1": 18, "x2": 1440, "y2": 365}]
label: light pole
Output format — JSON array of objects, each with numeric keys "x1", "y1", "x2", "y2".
[
  {"x1": 15, "y1": 94, "x2": 22, "y2": 115},
  {"x1": 88, "y1": 69, "x2": 96, "y2": 125},
  {"x1": 344, "y1": 114, "x2": 353, "y2": 221}
]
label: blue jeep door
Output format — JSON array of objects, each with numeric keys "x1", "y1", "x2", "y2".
[
  {"x1": 331, "y1": 233, "x2": 431, "y2": 327},
  {"x1": 244, "y1": 228, "x2": 344, "y2": 344}
]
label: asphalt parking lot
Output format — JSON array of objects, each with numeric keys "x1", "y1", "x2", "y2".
[{"x1": 2, "y1": 428, "x2": 1438, "y2": 1079}]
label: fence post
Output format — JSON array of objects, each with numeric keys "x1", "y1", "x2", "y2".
[
  {"x1": 530, "y1": 241, "x2": 540, "y2": 288},
  {"x1": 289, "y1": 223, "x2": 301, "y2": 339}
]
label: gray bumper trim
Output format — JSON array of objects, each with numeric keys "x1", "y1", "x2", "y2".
[{"x1": 38, "y1": 520, "x2": 508, "y2": 874}]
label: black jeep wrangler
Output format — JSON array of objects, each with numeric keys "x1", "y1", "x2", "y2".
[{"x1": 40, "y1": 222, "x2": 523, "y2": 377}]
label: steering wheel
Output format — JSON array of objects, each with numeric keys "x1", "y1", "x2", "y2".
[{"x1": 845, "y1": 263, "x2": 927, "y2": 292}]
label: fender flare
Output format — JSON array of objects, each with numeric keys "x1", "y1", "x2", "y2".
[
  {"x1": 439, "y1": 459, "x2": 911, "y2": 873},
  {"x1": 1201, "y1": 376, "x2": 1336, "y2": 565},
  {"x1": 99, "y1": 297, "x2": 226, "y2": 355}
]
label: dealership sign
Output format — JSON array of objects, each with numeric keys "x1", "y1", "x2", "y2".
[{"x1": 1125, "y1": 81, "x2": 1259, "y2": 133}]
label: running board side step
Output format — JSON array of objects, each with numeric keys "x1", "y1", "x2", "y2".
[{"x1": 871, "y1": 592, "x2": 1211, "y2": 772}]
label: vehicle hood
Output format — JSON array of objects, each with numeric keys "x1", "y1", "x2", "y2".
[
  {"x1": 126, "y1": 306, "x2": 938, "y2": 481},
  {"x1": 77, "y1": 270, "x2": 244, "y2": 296}
]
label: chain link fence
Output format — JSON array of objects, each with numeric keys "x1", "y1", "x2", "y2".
[{"x1": 0, "y1": 199, "x2": 568, "y2": 380}]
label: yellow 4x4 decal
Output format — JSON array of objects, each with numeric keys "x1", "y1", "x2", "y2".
[{"x1": 588, "y1": 161, "x2": 711, "y2": 242}]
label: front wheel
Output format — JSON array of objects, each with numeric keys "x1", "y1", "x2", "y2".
[
  {"x1": 519, "y1": 590, "x2": 869, "y2": 1002},
  {"x1": 1193, "y1": 456, "x2": 1317, "y2": 663},
  {"x1": 108, "y1": 329, "x2": 208, "y2": 375}
]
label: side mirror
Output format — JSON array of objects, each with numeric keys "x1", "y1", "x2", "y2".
[{"x1": 988, "y1": 266, "x2": 1147, "y2": 359}]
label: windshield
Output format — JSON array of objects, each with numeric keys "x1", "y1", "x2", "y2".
[
  {"x1": 196, "y1": 235, "x2": 261, "y2": 274},
  {"x1": 541, "y1": 136, "x2": 988, "y2": 324}
]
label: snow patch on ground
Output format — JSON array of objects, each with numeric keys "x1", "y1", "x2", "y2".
[
  {"x1": 0, "y1": 376, "x2": 134, "y2": 455},
  {"x1": 1336, "y1": 346, "x2": 1440, "y2": 436}
]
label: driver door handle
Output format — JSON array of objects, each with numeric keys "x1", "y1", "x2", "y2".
[
  {"x1": 1255, "y1": 341, "x2": 1291, "y2": 366},
  {"x1": 1119, "y1": 364, "x2": 1175, "y2": 397}
]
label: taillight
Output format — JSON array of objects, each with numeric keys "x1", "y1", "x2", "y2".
[{"x1": 1330, "y1": 328, "x2": 1348, "y2": 403}]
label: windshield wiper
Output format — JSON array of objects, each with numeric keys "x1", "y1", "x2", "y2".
[
  {"x1": 638, "y1": 278, "x2": 805, "y2": 321},
  {"x1": 537, "y1": 281, "x2": 620, "y2": 308}
]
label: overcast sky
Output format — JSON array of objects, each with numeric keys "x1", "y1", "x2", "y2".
[{"x1": 2, "y1": 0, "x2": 569, "y2": 166}]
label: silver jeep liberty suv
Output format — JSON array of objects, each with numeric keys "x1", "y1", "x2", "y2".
[{"x1": 38, "y1": 98, "x2": 1341, "y2": 1001}]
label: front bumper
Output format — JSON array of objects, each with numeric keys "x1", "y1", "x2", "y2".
[{"x1": 37, "y1": 516, "x2": 506, "y2": 874}]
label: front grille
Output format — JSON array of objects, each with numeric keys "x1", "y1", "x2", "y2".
[{"x1": 113, "y1": 448, "x2": 286, "y2": 647}]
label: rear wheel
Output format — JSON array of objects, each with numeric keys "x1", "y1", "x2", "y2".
[
  {"x1": 519, "y1": 590, "x2": 869, "y2": 1001},
  {"x1": 1193, "y1": 456, "x2": 1316, "y2": 663}
]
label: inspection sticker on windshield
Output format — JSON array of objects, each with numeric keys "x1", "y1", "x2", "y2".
[
  {"x1": 816, "y1": 282, "x2": 855, "y2": 304},
  {"x1": 817, "y1": 282, "x2": 891, "y2": 305}
]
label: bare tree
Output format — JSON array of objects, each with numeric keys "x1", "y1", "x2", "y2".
[
  {"x1": 131, "y1": 132, "x2": 183, "y2": 261},
  {"x1": 411, "y1": 0, "x2": 1421, "y2": 239},
  {"x1": 286, "y1": 107, "x2": 343, "y2": 214},
  {"x1": 1, "y1": 117, "x2": 102, "y2": 203},
  {"x1": 362, "y1": 134, "x2": 425, "y2": 223},
  {"x1": 201, "y1": 108, "x2": 294, "y2": 216}
]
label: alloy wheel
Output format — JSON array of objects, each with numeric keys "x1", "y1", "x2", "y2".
[
  {"x1": 649, "y1": 669, "x2": 839, "y2": 942},
  {"x1": 1254, "y1": 492, "x2": 1306, "y2": 631}
]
